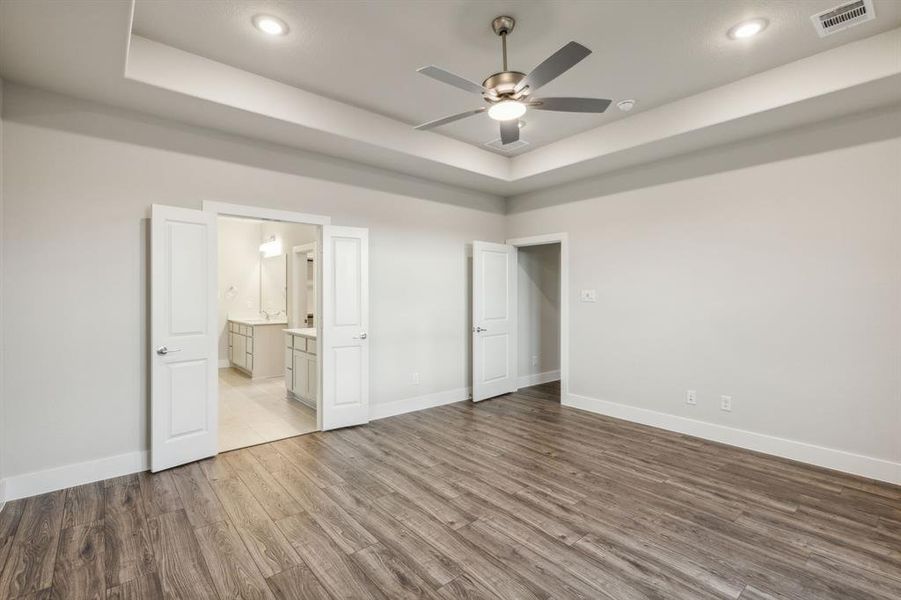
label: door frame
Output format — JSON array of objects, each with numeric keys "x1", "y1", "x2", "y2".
[
  {"x1": 291, "y1": 243, "x2": 317, "y2": 329},
  {"x1": 203, "y1": 201, "x2": 331, "y2": 434},
  {"x1": 505, "y1": 232, "x2": 569, "y2": 401}
]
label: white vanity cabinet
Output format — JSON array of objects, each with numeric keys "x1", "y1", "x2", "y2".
[
  {"x1": 284, "y1": 329, "x2": 317, "y2": 407},
  {"x1": 228, "y1": 320, "x2": 285, "y2": 378}
]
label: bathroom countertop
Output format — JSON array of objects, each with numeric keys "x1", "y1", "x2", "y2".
[
  {"x1": 229, "y1": 318, "x2": 288, "y2": 326},
  {"x1": 283, "y1": 327, "x2": 317, "y2": 338}
]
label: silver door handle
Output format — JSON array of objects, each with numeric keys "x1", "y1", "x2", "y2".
[
  {"x1": 353, "y1": 333, "x2": 368, "y2": 340},
  {"x1": 156, "y1": 345, "x2": 182, "y2": 355},
  {"x1": 473, "y1": 327, "x2": 487, "y2": 333}
]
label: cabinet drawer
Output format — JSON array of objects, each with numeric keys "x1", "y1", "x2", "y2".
[
  {"x1": 293, "y1": 336, "x2": 307, "y2": 352},
  {"x1": 285, "y1": 333, "x2": 294, "y2": 349},
  {"x1": 306, "y1": 339, "x2": 317, "y2": 355}
]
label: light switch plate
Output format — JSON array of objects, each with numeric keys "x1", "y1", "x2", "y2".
[{"x1": 580, "y1": 289, "x2": 597, "y2": 302}]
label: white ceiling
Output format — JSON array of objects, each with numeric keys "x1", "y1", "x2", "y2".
[
  {"x1": 1, "y1": 1, "x2": 900, "y2": 198},
  {"x1": 132, "y1": 0, "x2": 901, "y2": 155}
]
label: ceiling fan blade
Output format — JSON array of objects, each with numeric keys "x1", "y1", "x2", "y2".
[
  {"x1": 500, "y1": 119, "x2": 520, "y2": 145},
  {"x1": 530, "y1": 97, "x2": 612, "y2": 113},
  {"x1": 414, "y1": 108, "x2": 486, "y2": 130},
  {"x1": 417, "y1": 66, "x2": 488, "y2": 96},
  {"x1": 514, "y1": 41, "x2": 591, "y2": 94}
]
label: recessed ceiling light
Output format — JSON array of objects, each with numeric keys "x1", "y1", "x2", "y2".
[
  {"x1": 252, "y1": 14, "x2": 288, "y2": 36},
  {"x1": 728, "y1": 18, "x2": 768, "y2": 40},
  {"x1": 487, "y1": 100, "x2": 527, "y2": 121}
]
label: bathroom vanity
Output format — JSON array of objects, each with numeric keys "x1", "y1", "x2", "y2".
[
  {"x1": 228, "y1": 319, "x2": 287, "y2": 379},
  {"x1": 284, "y1": 328, "x2": 317, "y2": 408}
]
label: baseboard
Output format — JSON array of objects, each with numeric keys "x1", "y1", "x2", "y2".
[
  {"x1": 288, "y1": 391, "x2": 316, "y2": 411},
  {"x1": 371, "y1": 387, "x2": 472, "y2": 420},
  {"x1": 0, "y1": 450, "x2": 149, "y2": 502},
  {"x1": 565, "y1": 392, "x2": 901, "y2": 485},
  {"x1": 517, "y1": 370, "x2": 560, "y2": 389}
]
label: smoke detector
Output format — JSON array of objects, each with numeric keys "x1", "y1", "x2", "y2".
[
  {"x1": 617, "y1": 99, "x2": 636, "y2": 112},
  {"x1": 811, "y1": 0, "x2": 875, "y2": 37}
]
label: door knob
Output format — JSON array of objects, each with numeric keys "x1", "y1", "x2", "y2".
[
  {"x1": 156, "y1": 346, "x2": 182, "y2": 355},
  {"x1": 473, "y1": 326, "x2": 487, "y2": 333},
  {"x1": 353, "y1": 333, "x2": 368, "y2": 340}
]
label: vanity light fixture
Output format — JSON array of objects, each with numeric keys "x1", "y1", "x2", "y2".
[
  {"x1": 252, "y1": 14, "x2": 289, "y2": 36},
  {"x1": 259, "y1": 235, "x2": 282, "y2": 257},
  {"x1": 728, "y1": 18, "x2": 768, "y2": 40}
]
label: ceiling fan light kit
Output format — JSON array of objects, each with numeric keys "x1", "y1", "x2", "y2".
[{"x1": 414, "y1": 16, "x2": 612, "y2": 145}]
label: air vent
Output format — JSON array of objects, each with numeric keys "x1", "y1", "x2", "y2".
[
  {"x1": 484, "y1": 138, "x2": 529, "y2": 152},
  {"x1": 811, "y1": 0, "x2": 875, "y2": 37}
]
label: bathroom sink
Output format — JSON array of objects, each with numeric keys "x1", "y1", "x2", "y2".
[{"x1": 231, "y1": 318, "x2": 288, "y2": 326}]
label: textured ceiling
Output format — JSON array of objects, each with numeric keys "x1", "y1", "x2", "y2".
[{"x1": 132, "y1": 0, "x2": 901, "y2": 155}]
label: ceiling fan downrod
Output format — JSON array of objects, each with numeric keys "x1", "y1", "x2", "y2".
[{"x1": 492, "y1": 16, "x2": 515, "y2": 72}]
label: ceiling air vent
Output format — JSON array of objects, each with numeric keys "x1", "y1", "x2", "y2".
[
  {"x1": 811, "y1": 0, "x2": 875, "y2": 37},
  {"x1": 485, "y1": 138, "x2": 529, "y2": 152}
]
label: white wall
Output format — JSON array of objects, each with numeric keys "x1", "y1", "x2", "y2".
[
  {"x1": 517, "y1": 243, "x2": 560, "y2": 384},
  {"x1": 0, "y1": 85, "x2": 505, "y2": 491},
  {"x1": 507, "y1": 123, "x2": 901, "y2": 482}
]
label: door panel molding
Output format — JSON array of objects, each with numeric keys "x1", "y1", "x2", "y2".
[
  {"x1": 472, "y1": 241, "x2": 517, "y2": 402},
  {"x1": 151, "y1": 204, "x2": 218, "y2": 472}
]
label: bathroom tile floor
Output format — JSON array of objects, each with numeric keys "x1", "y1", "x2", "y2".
[{"x1": 218, "y1": 367, "x2": 317, "y2": 452}]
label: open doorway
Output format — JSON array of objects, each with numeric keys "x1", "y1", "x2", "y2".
[
  {"x1": 470, "y1": 233, "x2": 568, "y2": 403},
  {"x1": 151, "y1": 202, "x2": 370, "y2": 472},
  {"x1": 217, "y1": 216, "x2": 320, "y2": 451},
  {"x1": 516, "y1": 242, "x2": 561, "y2": 401}
]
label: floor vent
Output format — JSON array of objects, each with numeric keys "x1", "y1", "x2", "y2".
[
  {"x1": 811, "y1": 0, "x2": 875, "y2": 37},
  {"x1": 484, "y1": 138, "x2": 529, "y2": 152}
]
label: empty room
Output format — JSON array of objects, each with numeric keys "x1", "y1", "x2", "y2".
[{"x1": 0, "y1": 1, "x2": 899, "y2": 599}]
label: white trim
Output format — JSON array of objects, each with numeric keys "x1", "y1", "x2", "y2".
[
  {"x1": 517, "y1": 370, "x2": 561, "y2": 389},
  {"x1": 203, "y1": 201, "x2": 332, "y2": 225},
  {"x1": 288, "y1": 391, "x2": 317, "y2": 411},
  {"x1": 0, "y1": 451, "x2": 149, "y2": 502},
  {"x1": 371, "y1": 387, "x2": 471, "y2": 420},
  {"x1": 565, "y1": 392, "x2": 901, "y2": 485},
  {"x1": 506, "y1": 233, "x2": 569, "y2": 400}
]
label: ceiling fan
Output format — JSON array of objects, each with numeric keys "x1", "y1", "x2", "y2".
[{"x1": 414, "y1": 16, "x2": 611, "y2": 145}]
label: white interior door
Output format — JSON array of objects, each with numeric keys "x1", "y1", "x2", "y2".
[
  {"x1": 472, "y1": 241, "x2": 517, "y2": 401},
  {"x1": 321, "y1": 226, "x2": 370, "y2": 430},
  {"x1": 151, "y1": 204, "x2": 218, "y2": 472}
]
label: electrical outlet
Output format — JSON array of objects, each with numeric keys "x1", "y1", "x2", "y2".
[
  {"x1": 720, "y1": 395, "x2": 732, "y2": 412},
  {"x1": 686, "y1": 390, "x2": 697, "y2": 405},
  {"x1": 411, "y1": 372, "x2": 420, "y2": 385},
  {"x1": 580, "y1": 289, "x2": 597, "y2": 302}
]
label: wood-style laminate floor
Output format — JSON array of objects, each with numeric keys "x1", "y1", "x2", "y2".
[{"x1": 0, "y1": 382, "x2": 899, "y2": 599}]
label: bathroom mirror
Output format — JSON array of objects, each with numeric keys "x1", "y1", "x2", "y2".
[{"x1": 260, "y1": 253, "x2": 287, "y2": 316}]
